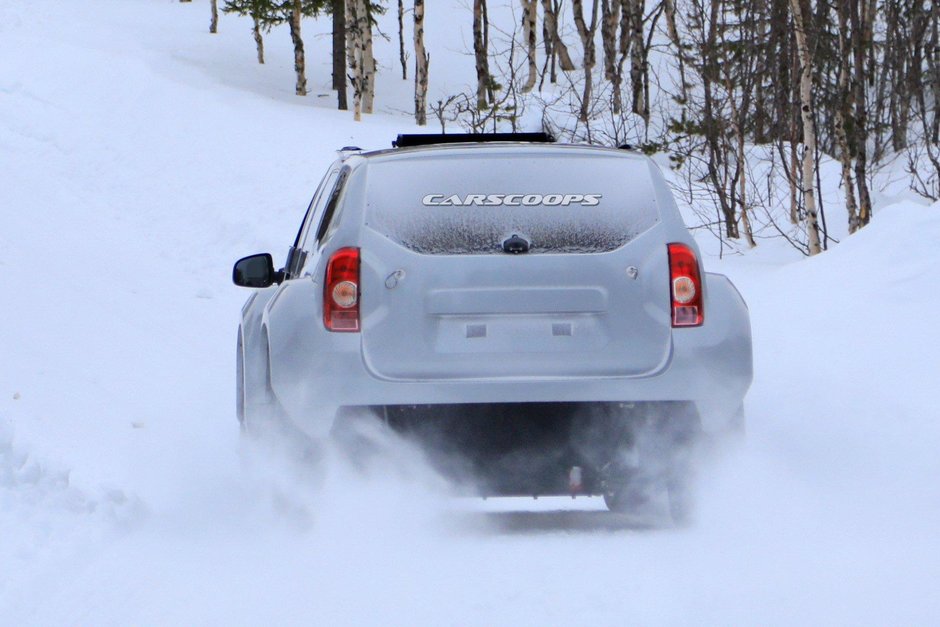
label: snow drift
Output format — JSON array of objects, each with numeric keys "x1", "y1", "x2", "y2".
[{"x1": 1, "y1": 0, "x2": 939, "y2": 624}]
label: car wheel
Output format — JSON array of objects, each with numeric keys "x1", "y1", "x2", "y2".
[
  {"x1": 666, "y1": 472, "x2": 693, "y2": 527},
  {"x1": 603, "y1": 479, "x2": 649, "y2": 513},
  {"x1": 602, "y1": 402, "x2": 700, "y2": 525},
  {"x1": 330, "y1": 405, "x2": 388, "y2": 466},
  {"x1": 241, "y1": 332, "x2": 282, "y2": 439},
  {"x1": 236, "y1": 330, "x2": 246, "y2": 428}
]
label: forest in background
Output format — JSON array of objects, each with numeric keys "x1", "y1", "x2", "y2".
[{"x1": 182, "y1": 0, "x2": 940, "y2": 256}]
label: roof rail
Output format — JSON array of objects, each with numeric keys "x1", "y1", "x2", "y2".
[
  {"x1": 336, "y1": 146, "x2": 363, "y2": 159},
  {"x1": 393, "y1": 132, "x2": 555, "y2": 148}
]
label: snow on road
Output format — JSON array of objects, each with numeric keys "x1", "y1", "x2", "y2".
[{"x1": 2, "y1": 1, "x2": 939, "y2": 624}]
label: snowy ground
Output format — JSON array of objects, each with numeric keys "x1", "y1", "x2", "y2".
[{"x1": 2, "y1": 1, "x2": 940, "y2": 624}]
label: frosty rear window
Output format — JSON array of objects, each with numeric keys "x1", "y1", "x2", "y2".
[{"x1": 363, "y1": 152, "x2": 659, "y2": 255}]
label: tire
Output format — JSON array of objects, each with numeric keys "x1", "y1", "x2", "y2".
[
  {"x1": 236, "y1": 330, "x2": 245, "y2": 428},
  {"x1": 603, "y1": 479, "x2": 649, "y2": 513},
  {"x1": 240, "y1": 331, "x2": 284, "y2": 440},
  {"x1": 601, "y1": 402, "x2": 700, "y2": 525},
  {"x1": 238, "y1": 331, "x2": 323, "y2": 467},
  {"x1": 667, "y1": 474, "x2": 694, "y2": 527},
  {"x1": 330, "y1": 405, "x2": 387, "y2": 468}
]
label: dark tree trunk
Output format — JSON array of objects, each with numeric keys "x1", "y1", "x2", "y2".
[
  {"x1": 474, "y1": 0, "x2": 491, "y2": 108},
  {"x1": 850, "y1": 0, "x2": 872, "y2": 227},
  {"x1": 333, "y1": 0, "x2": 348, "y2": 110},
  {"x1": 627, "y1": 0, "x2": 647, "y2": 123},
  {"x1": 209, "y1": 0, "x2": 219, "y2": 33},
  {"x1": 399, "y1": 0, "x2": 407, "y2": 80},
  {"x1": 572, "y1": 0, "x2": 600, "y2": 123}
]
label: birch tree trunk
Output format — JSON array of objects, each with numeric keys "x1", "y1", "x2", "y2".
[
  {"x1": 850, "y1": 0, "x2": 873, "y2": 228},
  {"x1": 930, "y1": 1, "x2": 940, "y2": 142},
  {"x1": 252, "y1": 11, "x2": 265, "y2": 64},
  {"x1": 572, "y1": 0, "x2": 600, "y2": 123},
  {"x1": 398, "y1": 0, "x2": 407, "y2": 80},
  {"x1": 361, "y1": 0, "x2": 376, "y2": 114},
  {"x1": 601, "y1": 0, "x2": 619, "y2": 81},
  {"x1": 834, "y1": 0, "x2": 859, "y2": 232},
  {"x1": 521, "y1": 0, "x2": 538, "y2": 92},
  {"x1": 347, "y1": 0, "x2": 363, "y2": 120},
  {"x1": 929, "y1": 0, "x2": 940, "y2": 143},
  {"x1": 210, "y1": 0, "x2": 219, "y2": 33},
  {"x1": 789, "y1": 0, "x2": 822, "y2": 255},
  {"x1": 628, "y1": 0, "x2": 647, "y2": 123},
  {"x1": 600, "y1": 0, "x2": 622, "y2": 112},
  {"x1": 541, "y1": 0, "x2": 556, "y2": 84},
  {"x1": 542, "y1": 0, "x2": 576, "y2": 72},
  {"x1": 414, "y1": 0, "x2": 429, "y2": 125},
  {"x1": 615, "y1": 0, "x2": 632, "y2": 115},
  {"x1": 289, "y1": 0, "x2": 306, "y2": 96},
  {"x1": 788, "y1": 43, "x2": 800, "y2": 225},
  {"x1": 474, "y1": 0, "x2": 492, "y2": 108}
]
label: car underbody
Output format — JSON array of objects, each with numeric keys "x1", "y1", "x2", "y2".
[{"x1": 330, "y1": 400, "x2": 703, "y2": 514}]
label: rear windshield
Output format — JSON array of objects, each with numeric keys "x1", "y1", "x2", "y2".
[{"x1": 363, "y1": 152, "x2": 659, "y2": 255}]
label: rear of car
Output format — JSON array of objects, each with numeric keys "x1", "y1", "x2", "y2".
[
  {"x1": 238, "y1": 139, "x2": 752, "y2": 519},
  {"x1": 360, "y1": 149, "x2": 670, "y2": 381}
]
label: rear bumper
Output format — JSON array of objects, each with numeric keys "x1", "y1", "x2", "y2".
[{"x1": 271, "y1": 273, "x2": 752, "y2": 436}]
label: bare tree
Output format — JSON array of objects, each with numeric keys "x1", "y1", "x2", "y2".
[
  {"x1": 572, "y1": 0, "x2": 600, "y2": 123},
  {"x1": 398, "y1": 0, "x2": 408, "y2": 80},
  {"x1": 414, "y1": 0, "x2": 429, "y2": 125},
  {"x1": 789, "y1": 0, "x2": 821, "y2": 255},
  {"x1": 474, "y1": 0, "x2": 493, "y2": 108},
  {"x1": 600, "y1": 0, "x2": 622, "y2": 111},
  {"x1": 333, "y1": 0, "x2": 348, "y2": 110},
  {"x1": 626, "y1": 0, "x2": 648, "y2": 123},
  {"x1": 288, "y1": 0, "x2": 307, "y2": 96},
  {"x1": 833, "y1": 0, "x2": 858, "y2": 231},
  {"x1": 210, "y1": 0, "x2": 219, "y2": 33},
  {"x1": 521, "y1": 0, "x2": 539, "y2": 92},
  {"x1": 849, "y1": 0, "x2": 874, "y2": 229},
  {"x1": 541, "y1": 0, "x2": 576, "y2": 73},
  {"x1": 362, "y1": 0, "x2": 376, "y2": 113},
  {"x1": 662, "y1": 0, "x2": 687, "y2": 102},
  {"x1": 347, "y1": 0, "x2": 366, "y2": 120}
]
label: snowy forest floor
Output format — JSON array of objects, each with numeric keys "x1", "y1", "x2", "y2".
[{"x1": 1, "y1": 1, "x2": 939, "y2": 624}]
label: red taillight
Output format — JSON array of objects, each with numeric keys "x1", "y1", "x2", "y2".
[
  {"x1": 667, "y1": 243, "x2": 704, "y2": 327},
  {"x1": 324, "y1": 247, "x2": 360, "y2": 332}
]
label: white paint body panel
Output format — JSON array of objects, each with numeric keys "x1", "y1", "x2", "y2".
[{"x1": 238, "y1": 144, "x2": 753, "y2": 437}]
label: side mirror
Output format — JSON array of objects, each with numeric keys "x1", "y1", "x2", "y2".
[{"x1": 233, "y1": 253, "x2": 279, "y2": 288}]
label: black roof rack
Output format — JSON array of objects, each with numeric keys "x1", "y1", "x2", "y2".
[{"x1": 393, "y1": 132, "x2": 555, "y2": 148}]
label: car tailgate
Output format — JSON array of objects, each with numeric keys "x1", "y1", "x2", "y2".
[{"x1": 358, "y1": 229, "x2": 672, "y2": 381}]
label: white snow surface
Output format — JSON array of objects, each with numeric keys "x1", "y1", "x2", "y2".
[{"x1": 2, "y1": 1, "x2": 939, "y2": 624}]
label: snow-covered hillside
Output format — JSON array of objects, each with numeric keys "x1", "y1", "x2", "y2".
[{"x1": 2, "y1": 1, "x2": 939, "y2": 624}]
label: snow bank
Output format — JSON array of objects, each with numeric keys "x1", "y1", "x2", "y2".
[{"x1": 2, "y1": 0, "x2": 939, "y2": 624}]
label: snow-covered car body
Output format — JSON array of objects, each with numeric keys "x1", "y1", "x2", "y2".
[{"x1": 234, "y1": 136, "x2": 752, "y2": 507}]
